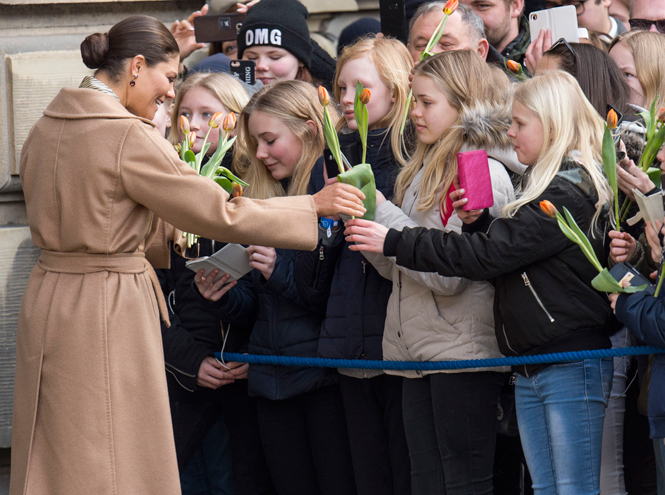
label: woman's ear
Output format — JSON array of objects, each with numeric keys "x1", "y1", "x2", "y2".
[
  {"x1": 130, "y1": 55, "x2": 146, "y2": 76},
  {"x1": 305, "y1": 119, "x2": 318, "y2": 138}
]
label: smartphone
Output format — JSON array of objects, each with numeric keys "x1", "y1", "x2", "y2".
[
  {"x1": 609, "y1": 262, "x2": 656, "y2": 295},
  {"x1": 380, "y1": 0, "x2": 407, "y2": 44},
  {"x1": 529, "y1": 6, "x2": 579, "y2": 44},
  {"x1": 230, "y1": 60, "x2": 256, "y2": 85},
  {"x1": 194, "y1": 13, "x2": 246, "y2": 43},
  {"x1": 324, "y1": 149, "x2": 340, "y2": 179},
  {"x1": 457, "y1": 150, "x2": 494, "y2": 211}
]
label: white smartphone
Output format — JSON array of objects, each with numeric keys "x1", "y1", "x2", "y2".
[{"x1": 529, "y1": 5, "x2": 579, "y2": 44}]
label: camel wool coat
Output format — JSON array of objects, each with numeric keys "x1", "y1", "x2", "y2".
[{"x1": 10, "y1": 87, "x2": 317, "y2": 495}]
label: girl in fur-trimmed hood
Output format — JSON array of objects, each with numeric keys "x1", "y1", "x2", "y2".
[{"x1": 359, "y1": 50, "x2": 522, "y2": 494}]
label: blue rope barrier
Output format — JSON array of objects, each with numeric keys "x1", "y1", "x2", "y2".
[{"x1": 218, "y1": 346, "x2": 665, "y2": 371}]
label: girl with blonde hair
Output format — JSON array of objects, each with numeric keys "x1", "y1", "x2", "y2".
[
  {"x1": 348, "y1": 71, "x2": 616, "y2": 494},
  {"x1": 355, "y1": 49, "x2": 522, "y2": 494},
  {"x1": 195, "y1": 80, "x2": 357, "y2": 495},
  {"x1": 292, "y1": 36, "x2": 415, "y2": 495},
  {"x1": 609, "y1": 30, "x2": 665, "y2": 110}
]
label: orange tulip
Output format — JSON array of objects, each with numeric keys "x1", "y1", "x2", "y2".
[
  {"x1": 223, "y1": 112, "x2": 237, "y2": 132},
  {"x1": 506, "y1": 60, "x2": 521, "y2": 75},
  {"x1": 318, "y1": 85, "x2": 329, "y2": 106},
  {"x1": 658, "y1": 107, "x2": 665, "y2": 123},
  {"x1": 443, "y1": 0, "x2": 458, "y2": 15},
  {"x1": 188, "y1": 132, "x2": 197, "y2": 148},
  {"x1": 209, "y1": 112, "x2": 224, "y2": 129},
  {"x1": 360, "y1": 88, "x2": 371, "y2": 105},
  {"x1": 180, "y1": 115, "x2": 190, "y2": 135},
  {"x1": 606, "y1": 108, "x2": 618, "y2": 129},
  {"x1": 539, "y1": 200, "x2": 558, "y2": 218},
  {"x1": 231, "y1": 182, "x2": 243, "y2": 198}
]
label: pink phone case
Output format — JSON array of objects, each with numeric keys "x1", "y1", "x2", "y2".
[{"x1": 457, "y1": 150, "x2": 494, "y2": 211}]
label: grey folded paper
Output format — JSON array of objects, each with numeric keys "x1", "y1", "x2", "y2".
[{"x1": 627, "y1": 189, "x2": 665, "y2": 230}]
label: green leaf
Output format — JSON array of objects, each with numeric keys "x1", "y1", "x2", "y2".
[
  {"x1": 184, "y1": 150, "x2": 197, "y2": 168},
  {"x1": 213, "y1": 176, "x2": 233, "y2": 195},
  {"x1": 337, "y1": 163, "x2": 376, "y2": 220},
  {"x1": 591, "y1": 268, "x2": 648, "y2": 293},
  {"x1": 602, "y1": 126, "x2": 617, "y2": 192},
  {"x1": 217, "y1": 167, "x2": 250, "y2": 186},
  {"x1": 399, "y1": 89, "x2": 413, "y2": 136},
  {"x1": 648, "y1": 167, "x2": 662, "y2": 188},
  {"x1": 423, "y1": 14, "x2": 449, "y2": 55},
  {"x1": 562, "y1": 207, "x2": 603, "y2": 272},
  {"x1": 323, "y1": 107, "x2": 344, "y2": 174}
]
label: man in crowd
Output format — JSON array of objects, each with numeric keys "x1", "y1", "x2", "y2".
[
  {"x1": 463, "y1": 0, "x2": 531, "y2": 65},
  {"x1": 630, "y1": 0, "x2": 665, "y2": 33},
  {"x1": 544, "y1": 0, "x2": 626, "y2": 37},
  {"x1": 407, "y1": 2, "x2": 489, "y2": 62}
]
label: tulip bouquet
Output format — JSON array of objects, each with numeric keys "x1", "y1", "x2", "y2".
[
  {"x1": 177, "y1": 112, "x2": 249, "y2": 248},
  {"x1": 399, "y1": 0, "x2": 458, "y2": 135},
  {"x1": 319, "y1": 83, "x2": 377, "y2": 220},
  {"x1": 540, "y1": 200, "x2": 647, "y2": 293},
  {"x1": 619, "y1": 99, "x2": 665, "y2": 223},
  {"x1": 603, "y1": 108, "x2": 620, "y2": 230}
]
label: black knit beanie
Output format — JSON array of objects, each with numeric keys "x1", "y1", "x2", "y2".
[{"x1": 237, "y1": 0, "x2": 313, "y2": 69}]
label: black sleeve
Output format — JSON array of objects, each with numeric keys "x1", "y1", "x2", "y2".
[
  {"x1": 191, "y1": 272, "x2": 259, "y2": 328},
  {"x1": 161, "y1": 314, "x2": 212, "y2": 392},
  {"x1": 390, "y1": 194, "x2": 576, "y2": 281}
]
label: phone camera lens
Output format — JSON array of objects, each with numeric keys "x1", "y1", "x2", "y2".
[{"x1": 532, "y1": 13, "x2": 537, "y2": 20}]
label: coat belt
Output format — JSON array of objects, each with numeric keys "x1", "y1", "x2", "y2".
[{"x1": 38, "y1": 250, "x2": 170, "y2": 326}]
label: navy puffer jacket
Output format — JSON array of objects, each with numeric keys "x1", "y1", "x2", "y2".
[{"x1": 295, "y1": 129, "x2": 401, "y2": 360}]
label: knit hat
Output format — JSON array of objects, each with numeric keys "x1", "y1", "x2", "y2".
[
  {"x1": 337, "y1": 18, "x2": 381, "y2": 56},
  {"x1": 237, "y1": 0, "x2": 313, "y2": 69}
]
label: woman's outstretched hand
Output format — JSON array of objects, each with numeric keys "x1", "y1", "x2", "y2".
[
  {"x1": 313, "y1": 183, "x2": 366, "y2": 218},
  {"x1": 344, "y1": 218, "x2": 388, "y2": 254},
  {"x1": 608, "y1": 230, "x2": 636, "y2": 263},
  {"x1": 450, "y1": 175, "x2": 484, "y2": 224}
]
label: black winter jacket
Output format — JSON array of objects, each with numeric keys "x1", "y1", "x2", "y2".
[
  {"x1": 158, "y1": 238, "x2": 253, "y2": 400},
  {"x1": 209, "y1": 248, "x2": 338, "y2": 400},
  {"x1": 295, "y1": 129, "x2": 400, "y2": 361},
  {"x1": 384, "y1": 162, "x2": 616, "y2": 376}
]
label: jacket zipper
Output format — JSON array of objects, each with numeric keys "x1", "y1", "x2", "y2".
[
  {"x1": 311, "y1": 244, "x2": 325, "y2": 287},
  {"x1": 501, "y1": 324, "x2": 518, "y2": 354},
  {"x1": 521, "y1": 272, "x2": 555, "y2": 322}
]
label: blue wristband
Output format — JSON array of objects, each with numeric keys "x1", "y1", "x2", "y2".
[{"x1": 319, "y1": 217, "x2": 340, "y2": 238}]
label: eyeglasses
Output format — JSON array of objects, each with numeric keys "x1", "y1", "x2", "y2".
[
  {"x1": 544, "y1": 0, "x2": 589, "y2": 16},
  {"x1": 548, "y1": 37, "x2": 576, "y2": 57},
  {"x1": 629, "y1": 18, "x2": 665, "y2": 33}
]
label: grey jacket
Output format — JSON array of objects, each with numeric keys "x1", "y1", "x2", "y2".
[{"x1": 362, "y1": 104, "x2": 523, "y2": 377}]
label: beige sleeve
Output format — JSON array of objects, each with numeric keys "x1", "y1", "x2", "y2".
[{"x1": 120, "y1": 122, "x2": 318, "y2": 251}]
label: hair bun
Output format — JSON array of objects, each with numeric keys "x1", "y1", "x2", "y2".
[{"x1": 80, "y1": 32, "x2": 109, "y2": 69}]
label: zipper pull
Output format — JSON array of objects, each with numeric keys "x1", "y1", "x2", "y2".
[
  {"x1": 361, "y1": 260, "x2": 367, "y2": 274},
  {"x1": 509, "y1": 374, "x2": 516, "y2": 386},
  {"x1": 522, "y1": 273, "x2": 529, "y2": 286},
  {"x1": 319, "y1": 246, "x2": 324, "y2": 261}
]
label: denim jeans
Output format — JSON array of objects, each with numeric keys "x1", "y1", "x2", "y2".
[{"x1": 515, "y1": 358, "x2": 613, "y2": 495}]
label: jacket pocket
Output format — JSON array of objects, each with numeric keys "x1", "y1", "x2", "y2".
[{"x1": 521, "y1": 272, "x2": 555, "y2": 323}]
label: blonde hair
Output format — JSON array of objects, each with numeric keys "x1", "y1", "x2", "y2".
[
  {"x1": 610, "y1": 31, "x2": 665, "y2": 110},
  {"x1": 334, "y1": 36, "x2": 413, "y2": 168},
  {"x1": 169, "y1": 72, "x2": 250, "y2": 147},
  {"x1": 503, "y1": 71, "x2": 612, "y2": 229},
  {"x1": 393, "y1": 50, "x2": 510, "y2": 210},
  {"x1": 238, "y1": 80, "x2": 336, "y2": 199}
]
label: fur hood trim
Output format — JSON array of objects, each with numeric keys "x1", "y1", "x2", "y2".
[
  {"x1": 459, "y1": 102, "x2": 513, "y2": 151},
  {"x1": 459, "y1": 102, "x2": 527, "y2": 176}
]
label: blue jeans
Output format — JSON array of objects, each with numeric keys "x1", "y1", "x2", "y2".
[{"x1": 515, "y1": 358, "x2": 613, "y2": 495}]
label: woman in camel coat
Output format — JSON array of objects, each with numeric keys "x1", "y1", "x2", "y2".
[{"x1": 10, "y1": 16, "x2": 364, "y2": 495}]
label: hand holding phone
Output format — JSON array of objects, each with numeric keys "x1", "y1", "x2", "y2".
[{"x1": 230, "y1": 60, "x2": 256, "y2": 85}]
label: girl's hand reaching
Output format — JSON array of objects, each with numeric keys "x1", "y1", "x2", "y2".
[
  {"x1": 247, "y1": 245, "x2": 277, "y2": 280},
  {"x1": 608, "y1": 230, "x2": 636, "y2": 263},
  {"x1": 344, "y1": 218, "x2": 389, "y2": 254},
  {"x1": 195, "y1": 270, "x2": 237, "y2": 302}
]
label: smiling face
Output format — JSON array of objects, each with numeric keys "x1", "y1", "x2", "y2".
[
  {"x1": 609, "y1": 42, "x2": 646, "y2": 107},
  {"x1": 126, "y1": 55, "x2": 179, "y2": 121},
  {"x1": 248, "y1": 110, "x2": 303, "y2": 181},
  {"x1": 336, "y1": 56, "x2": 395, "y2": 131},
  {"x1": 410, "y1": 74, "x2": 459, "y2": 145},
  {"x1": 507, "y1": 100, "x2": 544, "y2": 166},
  {"x1": 242, "y1": 46, "x2": 301, "y2": 85},
  {"x1": 177, "y1": 86, "x2": 230, "y2": 154}
]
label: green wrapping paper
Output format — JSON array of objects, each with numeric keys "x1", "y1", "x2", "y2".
[{"x1": 337, "y1": 163, "x2": 376, "y2": 221}]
